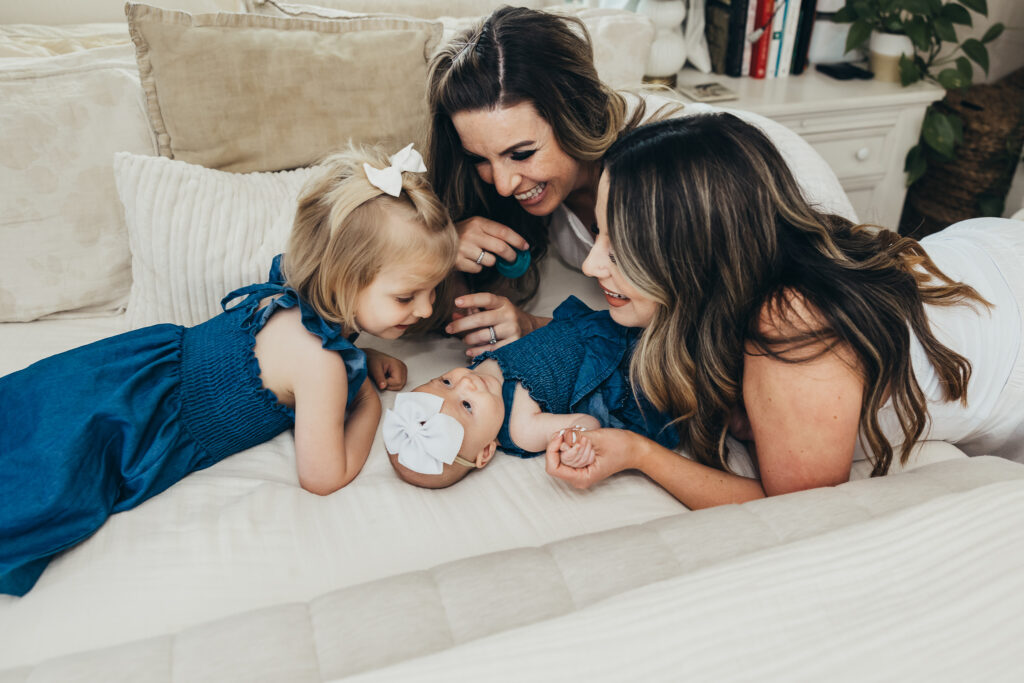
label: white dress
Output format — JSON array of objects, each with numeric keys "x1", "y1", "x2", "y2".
[{"x1": 548, "y1": 92, "x2": 858, "y2": 270}]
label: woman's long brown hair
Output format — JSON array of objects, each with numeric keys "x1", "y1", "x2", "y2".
[{"x1": 603, "y1": 113, "x2": 987, "y2": 476}]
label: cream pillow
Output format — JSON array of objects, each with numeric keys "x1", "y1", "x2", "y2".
[
  {"x1": 125, "y1": 3, "x2": 442, "y2": 173},
  {"x1": 0, "y1": 44, "x2": 157, "y2": 322},
  {"x1": 114, "y1": 152, "x2": 316, "y2": 328},
  {"x1": 243, "y1": 0, "x2": 544, "y2": 18},
  {"x1": 255, "y1": 2, "x2": 656, "y2": 91},
  {"x1": 0, "y1": 23, "x2": 130, "y2": 58}
]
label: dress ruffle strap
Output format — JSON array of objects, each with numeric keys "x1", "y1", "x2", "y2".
[{"x1": 220, "y1": 255, "x2": 368, "y2": 404}]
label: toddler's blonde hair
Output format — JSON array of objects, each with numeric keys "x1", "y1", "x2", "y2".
[{"x1": 284, "y1": 144, "x2": 458, "y2": 333}]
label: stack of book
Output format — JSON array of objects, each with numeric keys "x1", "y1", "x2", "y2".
[{"x1": 705, "y1": 0, "x2": 818, "y2": 79}]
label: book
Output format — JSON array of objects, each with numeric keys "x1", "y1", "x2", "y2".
[
  {"x1": 676, "y1": 81, "x2": 739, "y2": 103},
  {"x1": 765, "y1": 0, "x2": 787, "y2": 78},
  {"x1": 790, "y1": 0, "x2": 819, "y2": 75},
  {"x1": 740, "y1": 0, "x2": 759, "y2": 76},
  {"x1": 749, "y1": 0, "x2": 775, "y2": 79},
  {"x1": 776, "y1": 0, "x2": 802, "y2": 77},
  {"x1": 724, "y1": 0, "x2": 751, "y2": 77},
  {"x1": 704, "y1": 0, "x2": 732, "y2": 75}
]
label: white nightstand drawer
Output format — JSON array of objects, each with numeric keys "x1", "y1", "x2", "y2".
[{"x1": 805, "y1": 132, "x2": 889, "y2": 181}]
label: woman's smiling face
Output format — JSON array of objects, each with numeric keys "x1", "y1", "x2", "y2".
[
  {"x1": 451, "y1": 101, "x2": 584, "y2": 217},
  {"x1": 582, "y1": 172, "x2": 659, "y2": 328}
]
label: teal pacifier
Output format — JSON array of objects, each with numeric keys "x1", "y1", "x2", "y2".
[{"x1": 495, "y1": 248, "x2": 531, "y2": 279}]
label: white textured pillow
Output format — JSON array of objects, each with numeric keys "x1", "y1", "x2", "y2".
[
  {"x1": 0, "y1": 44, "x2": 157, "y2": 322},
  {"x1": 114, "y1": 152, "x2": 316, "y2": 328}
]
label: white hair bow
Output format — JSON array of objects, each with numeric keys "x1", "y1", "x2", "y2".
[
  {"x1": 362, "y1": 143, "x2": 427, "y2": 198},
  {"x1": 382, "y1": 392, "x2": 465, "y2": 475}
]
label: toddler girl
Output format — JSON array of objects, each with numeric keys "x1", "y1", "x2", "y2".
[
  {"x1": 382, "y1": 296, "x2": 677, "y2": 488},
  {"x1": 0, "y1": 143, "x2": 457, "y2": 596}
]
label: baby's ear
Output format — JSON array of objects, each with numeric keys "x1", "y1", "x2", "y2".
[{"x1": 474, "y1": 440, "x2": 498, "y2": 469}]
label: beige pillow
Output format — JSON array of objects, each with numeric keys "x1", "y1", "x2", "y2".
[
  {"x1": 254, "y1": 2, "x2": 655, "y2": 91},
  {"x1": 114, "y1": 152, "x2": 317, "y2": 328},
  {"x1": 243, "y1": 0, "x2": 544, "y2": 19},
  {"x1": 0, "y1": 44, "x2": 157, "y2": 322},
  {"x1": 126, "y1": 3, "x2": 442, "y2": 173}
]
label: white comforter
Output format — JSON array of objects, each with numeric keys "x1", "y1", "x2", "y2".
[{"x1": 1, "y1": 254, "x2": 1020, "y2": 678}]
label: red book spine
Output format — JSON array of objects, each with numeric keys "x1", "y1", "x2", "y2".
[{"x1": 749, "y1": 0, "x2": 774, "y2": 79}]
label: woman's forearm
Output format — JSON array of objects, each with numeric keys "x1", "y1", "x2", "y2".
[{"x1": 630, "y1": 438, "x2": 766, "y2": 510}]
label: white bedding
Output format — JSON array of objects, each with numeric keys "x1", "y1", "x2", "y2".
[
  {"x1": 0, "y1": 254, "x2": 691, "y2": 668},
  {"x1": 346, "y1": 476, "x2": 1024, "y2": 682}
]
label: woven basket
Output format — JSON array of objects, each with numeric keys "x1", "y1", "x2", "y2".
[{"x1": 900, "y1": 68, "x2": 1024, "y2": 238}]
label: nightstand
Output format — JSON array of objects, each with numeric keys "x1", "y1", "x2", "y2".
[{"x1": 673, "y1": 69, "x2": 944, "y2": 228}]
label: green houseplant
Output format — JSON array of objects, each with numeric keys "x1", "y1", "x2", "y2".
[{"x1": 833, "y1": 1, "x2": 1005, "y2": 185}]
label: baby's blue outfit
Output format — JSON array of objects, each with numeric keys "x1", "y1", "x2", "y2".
[
  {"x1": 0, "y1": 256, "x2": 366, "y2": 596},
  {"x1": 472, "y1": 296, "x2": 677, "y2": 457}
]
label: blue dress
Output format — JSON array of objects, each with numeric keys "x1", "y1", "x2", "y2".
[
  {"x1": 472, "y1": 296, "x2": 678, "y2": 457},
  {"x1": 0, "y1": 256, "x2": 366, "y2": 596}
]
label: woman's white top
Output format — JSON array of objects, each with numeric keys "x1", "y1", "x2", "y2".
[
  {"x1": 854, "y1": 217, "x2": 1024, "y2": 463},
  {"x1": 548, "y1": 93, "x2": 858, "y2": 270}
]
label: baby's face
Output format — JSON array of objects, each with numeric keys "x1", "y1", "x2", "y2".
[{"x1": 414, "y1": 367, "x2": 504, "y2": 458}]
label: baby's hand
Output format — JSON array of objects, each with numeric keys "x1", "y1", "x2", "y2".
[{"x1": 556, "y1": 426, "x2": 595, "y2": 469}]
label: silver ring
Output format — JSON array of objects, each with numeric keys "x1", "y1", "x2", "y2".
[
  {"x1": 475, "y1": 249, "x2": 487, "y2": 265},
  {"x1": 488, "y1": 326, "x2": 497, "y2": 345}
]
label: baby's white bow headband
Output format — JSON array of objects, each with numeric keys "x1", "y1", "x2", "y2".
[
  {"x1": 382, "y1": 392, "x2": 472, "y2": 475},
  {"x1": 363, "y1": 143, "x2": 427, "y2": 197}
]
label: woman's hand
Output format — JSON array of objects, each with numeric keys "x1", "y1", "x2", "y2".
[
  {"x1": 363, "y1": 348, "x2": 408, "y2": 391},
  {"x1": 445, "y1": 292, "x2": 551, "y2": 357},
  {"x1": 455, "y1": 216, "x2": 530, "y2": 274},
  {"x1": 544, "y1": 428, "x2": 639, "y2": 489}
]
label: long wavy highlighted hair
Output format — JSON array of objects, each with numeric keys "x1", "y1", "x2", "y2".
[
  {"x1": 602, "y1": 113, "x2": 987, "y2": 476},
  {"x1": 426, "y1": 5, "x2": 651, "y2": 314},
  {"x1": 283, "y1": 144, "x2": 458, "y2": 335}
]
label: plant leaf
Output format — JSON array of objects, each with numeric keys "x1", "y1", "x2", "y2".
[
  {"x1": 941, "y1": 3, "x2": 972, "y2": 25},
  {"x1": 961, "y1": 38, "x2": 989, "y2": 74},
  {"x1": 846, "y1": 20, "x2": 873, "y2": 53},
  {"x1": 899, "y1": 55, "x2": 923, "y2": 85},
  {"x1": 902, "y1": 0, "x2": 932, "y2": 14},
  {"x1": 950, "y1": 114, "x2": 964, "y2": 145},
  {"x1": 833, "y1": 6, "x2": 856, "y2": 23},
  {"x1": 922, "y1": 110, "x2": 957, "y2": 158},
  {"x1": 950, "y1": 56, "x2": 974, "y2": 88},
  {"x1": 978, "y1": 194, "x2": 1004, "y2": 217},
  {"x1": 981, "y1": 22, "x2": 1004, "y2": 44},
  {"x1": 905, "y1": 143, "x2": 927, "y2": 186},
  {"x1": 958, "y1": 0, "x2": 988, "y2": 16},
  {"x1": 904, "y1": 18, "x2": 931, "y2": 52},
  {"x1": 937, "y1": 67, "x2": 967, "y2": 89},
  {"x1": 934, "y1": 17, "x2": 958, "y2": 43}
]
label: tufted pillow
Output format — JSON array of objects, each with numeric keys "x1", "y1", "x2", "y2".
[
  {"x1": 125, "y1": 2, "x2": 442, "y2": 173},
  {"x1": 113, "y1": 152, "x2": 316, "y2": 328},
  {"x1": 0, "y1": 44, "x2": 157, "y2": 322}
]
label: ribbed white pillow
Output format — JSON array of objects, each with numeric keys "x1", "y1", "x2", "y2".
[{"x1": 113, "y1": 152, "x2": 316, "y2": 328}]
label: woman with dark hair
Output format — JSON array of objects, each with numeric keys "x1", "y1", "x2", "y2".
[
  {"x1": 426, "y1": 6, "x2": 853, "y2": 356},
  {"x1": 545, "y1": 112, "x2": 1024, "y2": 509}
]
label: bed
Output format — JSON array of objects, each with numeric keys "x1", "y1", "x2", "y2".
[{"x1": 2, "y1": 2, "x2": 1024, "y2": 680}]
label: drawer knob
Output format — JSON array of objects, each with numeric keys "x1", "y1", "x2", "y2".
[{"x1": 856, "y1": 147, "x2": 870, "y2": 161}]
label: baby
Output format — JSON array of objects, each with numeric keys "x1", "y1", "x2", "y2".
[{"x1": 383, "y1": 296, "x2": 678, "y2": 487}]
